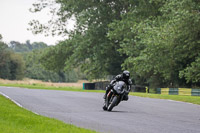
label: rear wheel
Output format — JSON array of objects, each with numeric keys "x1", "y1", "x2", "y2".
[{"x1": 108, "y1": 96, "x2": 118, "y2": 111}]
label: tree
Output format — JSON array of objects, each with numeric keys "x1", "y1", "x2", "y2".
[
  {"x1": 108, "y1": 0, "x2": 200, "y2": 87},
  {"x1": 9, "y1": 41, "x2": 29, "y2": 53},
  {"x1": 180, "y1": 56, "x2": 200, "y2": 84},
  {"x1": 0, "y1": 40, "x2": 25, "y2": 80},
  {"x1": 29, "y1": 0, "x2": 135, "y2": 79},
  {"x1": 9, "y1": 53, "x2": 25, "y2": 80},
  {"x1": 0, "y1": 41, "x2": 11, "y2": 79},
  {"x1": 9, "y1": 40, "x2": 48, "y2": 53},
  {"x1": 23, "y1": 48, "x2": 78, "y2": 82},
  {"x1": 29, "y1": 0, "x2": 200, "y2": 87}
]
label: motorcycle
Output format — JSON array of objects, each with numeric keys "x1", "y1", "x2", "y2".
[{"x1": 103, "y1": 81, "x2": 129, "y2": 111}]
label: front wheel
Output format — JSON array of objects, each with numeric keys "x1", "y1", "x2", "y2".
[
  {"x1": 103, "y1": 103, "x2": 107, "y2": 110},
  {"x1": 107, "y1": 96, "x2": 118, "y2": 111}
]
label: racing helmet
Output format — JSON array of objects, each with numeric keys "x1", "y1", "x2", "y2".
[{"x1": 122, "y1": 70, "x2": 130, "y2": 80}]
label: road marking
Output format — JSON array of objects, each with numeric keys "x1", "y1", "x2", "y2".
[
  {"x1": 0, "y1": 91, "x2": 23, "y2": 107},
  {"x1": 167, "y1": 99, "x2": 195, "y2": 105},
  {"x1": 0, "y1": 91, "x2": 39, "y2": 115}
]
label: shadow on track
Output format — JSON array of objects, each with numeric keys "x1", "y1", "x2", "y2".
[
  {"x1": 110, "y1": 110, "x2": 128, "y2": 113},
  {"x1": 100, "y1": 110, "x2": 134, "y2": 113}
]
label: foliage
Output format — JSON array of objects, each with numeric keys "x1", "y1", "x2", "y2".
[
  {"x1": 109, "y1": 0, "x2": 200, "y2": 87},
  {"x1": 23, "y1": 49, "x2": 78, "y2": 82},
  {"x1": 9, "y1": 40, "x2": 48, "y2": 53},
  {"x1": 180, "y1": 56, "x2": 200, "y2": 83},
  {"x1": 29, "y1": 0, "x2": 200, "y2": 87},
  {"x1": 0, "y1": 41, "x2": 25, "y2": 80},
  {"x1": 7, "y1": 40, "x2": 79, "y2": 82},
  {"x1": 9, "y1": 53, "x2": 25, "y2": 80},
  {"x1": 30, "y1": 0, "x2": 132, "y2": 79}
]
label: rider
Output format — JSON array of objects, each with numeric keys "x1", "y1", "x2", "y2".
[{"x1": 103, "y1": 70, "x2": 132, "y2": 101}]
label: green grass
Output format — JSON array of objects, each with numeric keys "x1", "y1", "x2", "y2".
[
  {"x1": 0, "y1": 83, "x2": 105, "y2": 93},
  {"x1": 130, "y1": 92, "x2": 200, "y2": 105},
  {"x1": 0, "y1": 95, "x2": 98, "y2": 133}
]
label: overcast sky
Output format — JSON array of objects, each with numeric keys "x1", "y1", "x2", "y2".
[{"x1": 0, "y1": 0, "x2": 71, "y2": 45}]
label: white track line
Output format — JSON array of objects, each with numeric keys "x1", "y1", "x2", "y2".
[
  {"x1": 0, "y1": 91, "x2": 39, "y2": 115},
  {"x1": 0, "y1": 91, "x2": 23, "y2": 107}
]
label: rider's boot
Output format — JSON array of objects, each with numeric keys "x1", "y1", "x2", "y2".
[
  {"x1": 103, "y1": 86, "x2": 110, "y2": 99},
  {"x1": 103, "y1": 91, "x2": 108, "y2": 99}
]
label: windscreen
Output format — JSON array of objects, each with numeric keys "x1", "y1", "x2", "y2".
[{"x1": 114, "y1": 81, "x2": 125, "y2": 90}]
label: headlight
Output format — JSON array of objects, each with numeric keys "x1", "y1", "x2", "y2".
[{"x1": 115, "y1": 87, "x2": 121, "y2": 94}]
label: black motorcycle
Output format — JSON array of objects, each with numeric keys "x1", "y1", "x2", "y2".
[{"x1": 103, "y1": 81, "x2": 128, "y2": 111}]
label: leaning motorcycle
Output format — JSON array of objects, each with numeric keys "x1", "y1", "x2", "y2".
[{"x1": 103, "y1": 81, "x2": 128, "y2": 111}]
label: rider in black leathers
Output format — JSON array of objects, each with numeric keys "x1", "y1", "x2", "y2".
[{"x1": 103, "y1": 70, "x2": 132, "y2": 101}]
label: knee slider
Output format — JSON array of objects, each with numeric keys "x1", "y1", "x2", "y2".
[{"x1": 123, "y1": 95, "x2": 129, "y2": 101}]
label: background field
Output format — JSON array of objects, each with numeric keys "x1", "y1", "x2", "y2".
[{"x1": 0, "y1": 78, "x2": 86, "y2": 88}]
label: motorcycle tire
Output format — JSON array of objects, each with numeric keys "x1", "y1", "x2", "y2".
[
  {"x1": 105, "y1": 91, "x2": 112, "y2": 109},
  {"x1": 103, "y1": 103, "x2": 107, "y2": 110},
  {"x1": 108, "y1": 96, "x2": 118, "y2": 111}
]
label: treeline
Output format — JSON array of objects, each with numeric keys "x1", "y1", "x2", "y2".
[
  {"x1": 22, "y1": 49, "x2": 79, "y2": 82},
  {"x1": 0, "y1": 39, "x2": 24, "y2": 80},
  {"x1": 0, "y1": 36, "x2": 82, "y2": 82},
  {"x1": 9, "y1": 40, "x2": 47, "y2": 53},
  {"x1": 29, "y1": 0, "x2": 200, "y2": 88}
]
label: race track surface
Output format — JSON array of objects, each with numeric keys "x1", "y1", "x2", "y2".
[{"x1": 0, "y1": 87, "x2": 200, "y2": 133}]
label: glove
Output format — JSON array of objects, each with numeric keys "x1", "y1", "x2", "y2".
[{"x1": 125, "y1": 90, "x2": 129, "y2": 95}]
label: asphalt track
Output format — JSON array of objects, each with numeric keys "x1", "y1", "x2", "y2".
[{"x1": 0, "y1": 86, "x2": 200, "y2": 133}]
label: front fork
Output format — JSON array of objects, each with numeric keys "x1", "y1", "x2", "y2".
[{"x1": 108, "y1": 93, "x2": 121, "y2": 106}]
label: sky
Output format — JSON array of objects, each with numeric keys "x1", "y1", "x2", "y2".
[{"x1": 0, "y1": 0, "x2": 72, "y2": 45}]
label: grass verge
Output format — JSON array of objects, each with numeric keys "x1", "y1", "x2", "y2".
[
  {"x1": 0, "y1": 95, "x2": 97, "y2": 133},
  {"x1": 0, "y1": 83, "x2": 104, "y2": 93},
  {"x1": 130, "y1": 92, "x2": 200, "y2": 105}
]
